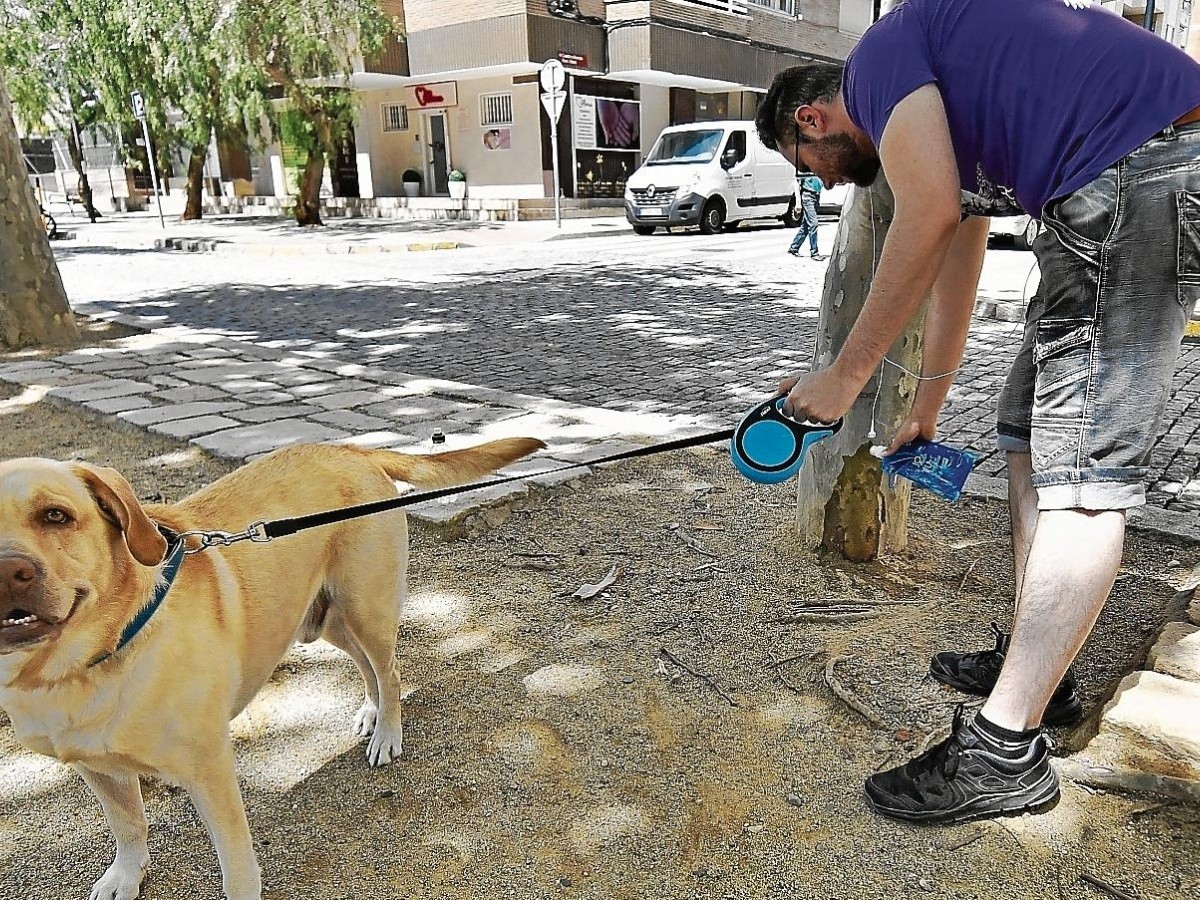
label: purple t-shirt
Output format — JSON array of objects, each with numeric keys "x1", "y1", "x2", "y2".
[{"x1": 844, "y1": 0, "x2": 1200, "y2": 216}]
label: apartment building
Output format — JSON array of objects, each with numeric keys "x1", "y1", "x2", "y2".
[{"x1": 250, "y1": 0, "x2": 875, "y2": 205}]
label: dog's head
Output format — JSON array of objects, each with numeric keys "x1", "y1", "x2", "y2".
[{"x1": 0, "y1": 458, "x2": 167, "y2": 656}]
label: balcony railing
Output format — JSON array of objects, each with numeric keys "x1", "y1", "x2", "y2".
[{"x1": 675, "y1": 0, "x2": 750, "y2": 14}]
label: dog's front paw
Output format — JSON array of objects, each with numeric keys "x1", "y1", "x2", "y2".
[
  {"x1": 353, "y1": 700, "x2": 378, "y2": 737},
  {"x1": 365, "y1": 725, "x2": 403, "y2": 767},
  {"x1": 90, "y1": 860, "x2": 147, "y2": 900}
]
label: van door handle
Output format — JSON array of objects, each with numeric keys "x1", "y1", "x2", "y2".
[{"x1": 743, "y1": 173, "x2": 753, "y2": 177}]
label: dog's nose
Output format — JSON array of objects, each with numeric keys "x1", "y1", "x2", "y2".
[{"x1": 0, "y1": 555, "x2": 40, "y2": 599}]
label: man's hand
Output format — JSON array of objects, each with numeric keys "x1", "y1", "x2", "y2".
[
  {"x1": 777, "y1": 368, "x2": 860, "y2": 424},
  {"x1": 885, "y1": 413, "x2": 938, "y2": 455}
]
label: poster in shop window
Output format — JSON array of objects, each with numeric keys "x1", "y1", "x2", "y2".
[{"x1": 573, "y1": 96, "x2": 640, "y2": 151}]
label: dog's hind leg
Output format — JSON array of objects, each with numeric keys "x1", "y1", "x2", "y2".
[
  {"x1": 323, "y1": 556, "x2": 406, "y2": 767},
  {"x1": 322, "y1": 614, "x2": 382, "y2": 738},
  {"x1": 75, "y1": 765, "x2": 150, "y2": 900}
]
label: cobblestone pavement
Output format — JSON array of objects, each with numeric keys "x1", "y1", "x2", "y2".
[{"x1": 7, "y1": 214, "x2": 1200, "y2": 517}]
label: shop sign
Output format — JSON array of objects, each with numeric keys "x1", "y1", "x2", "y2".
[
  {"x1": 409, "y1": 81, "x2": 458, "y2": 109},
  {"x1": 557, "y1": 51, "x2": 588, "y2": 69}
]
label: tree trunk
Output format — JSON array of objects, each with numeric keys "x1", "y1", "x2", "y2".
[
  {"x1": 0, "y1": 79, "x2": 78, "y2": 349},
  {"x1": 794, "y1": 175, "x2": 926, "y2": 561},
  {"x1": 65, "y1": 122, "x2": 102, "y2": 223},
  {"x1": 295, "y1": 146, "x2": 325, "y2": 226},
  {"x1": 156, "y1": 143, "x2": 173, "y2": 196},
  {"x1": 182, "y1": 144, "x2": 207, "y2": 220}
]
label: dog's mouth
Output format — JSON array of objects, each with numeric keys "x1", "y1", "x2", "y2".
[{"x1": 0, "y1": 587, "x2": 83, "y2": 650}]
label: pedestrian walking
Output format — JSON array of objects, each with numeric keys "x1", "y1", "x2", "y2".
[
  {"x1": 755, "y1": 0, "x2": 1200, "y2": 824},
  {"x1": 788, "y1": 174, "x2": 826, "y2": 260}
]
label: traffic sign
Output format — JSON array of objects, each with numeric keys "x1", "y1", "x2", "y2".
[
  {"x1": 130, "y1": 90, "x2": 146, "y2": 121},
  {"x1": 540, "y1": 91, "x2": 566, "y2": 123},
  {"x1": 539, "y1": 59, "x2": 566, "y2": 93}
]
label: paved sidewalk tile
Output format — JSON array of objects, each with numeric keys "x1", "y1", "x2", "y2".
[
  {"x1": 121, "y1": 401, "x2": 247, "y2": 426},
  {"x1": 151, "y1": 415, "x2": 243, "y2": 439},
  {"x1": 193, "y1": 420, "x2": 350, "y2": 458},
  {"x1": 51, "y1": 379, "x2": 157, "y2": 402}
]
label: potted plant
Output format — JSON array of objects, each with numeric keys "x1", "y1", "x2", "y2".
[
  {"x1": 448, "y1": 168, "x2": 467, "y2": 200},
  {"x1": 402, "y1": 169, "x2": 422, "y2": 199}
]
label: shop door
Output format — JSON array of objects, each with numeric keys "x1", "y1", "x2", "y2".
[{"x1": 423, "y1": 111, "x2": 450, "y2": 196}]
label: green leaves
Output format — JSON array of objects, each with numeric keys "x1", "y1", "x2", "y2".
[{"x1": 0, "y1": 0, "x2": 397, "y2": 159}]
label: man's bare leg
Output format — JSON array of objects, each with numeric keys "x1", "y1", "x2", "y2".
[
  {"x1": 1007, "y1": 451, "x2": 1039, "y2": 607},
  {"x1": 980, "y1": 506, "x2": 1125, "y2": 730}
]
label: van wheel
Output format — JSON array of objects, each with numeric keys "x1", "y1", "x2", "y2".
[
  {"x1": 699, "y1": 199, "x2": 725, "y2": 235},
  {"x1": 633, "y1": 224, "x2": 656, "y2": 236},
  {"x1": 782, "y1": 197, "x2": 802, "y2": 228},
  {"x1": 1013, "y1": 218, "x2": 1040, "y2": 251}
]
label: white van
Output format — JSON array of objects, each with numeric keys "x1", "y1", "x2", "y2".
[{"x1": 624, "y1": 120, "x2": 801, "y2": 235}]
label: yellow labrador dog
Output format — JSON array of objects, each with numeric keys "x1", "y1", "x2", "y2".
[{"x1": 0, "y1": 438, "x2": 542, "y2": 900}]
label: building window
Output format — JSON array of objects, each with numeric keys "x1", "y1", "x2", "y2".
[
  {"x1": 748, "y1": 0, "x2": 796, "y2": 15},
  {"x1": 381, "y1": 103, "x2": 408, "y2": 133},
  {"x1": 480, "y1": 92, "x2": 514, "y2": 127}
]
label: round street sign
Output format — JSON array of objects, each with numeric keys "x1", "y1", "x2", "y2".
[{"x1": 540, "y1": 59, "x2": 566, "y2": 93}]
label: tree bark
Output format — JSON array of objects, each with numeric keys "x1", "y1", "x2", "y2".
[
  {"x1": 182, "y1": 144, "x2": 207, "y2": 220},
  {"x1": 295, "y1": 146, "x2": 325, "y2": 226},
  {"x1": 65, "y1": 121, "x2": 102, "y2": 222},
  {"x1": 0, "y1": 79, "x2": 78, "y2": 349},
  {"x1": 794, "y1": 175, "x2": 925, "y2": 561}
]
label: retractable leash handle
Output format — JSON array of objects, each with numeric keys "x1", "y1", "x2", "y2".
[{"x1": 730, "y1": 395, "x2": 843, "y2": 484}]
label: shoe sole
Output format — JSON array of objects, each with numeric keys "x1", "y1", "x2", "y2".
[{"x1": 864, "y1": 768, "x2": 1061, "y2": 826}]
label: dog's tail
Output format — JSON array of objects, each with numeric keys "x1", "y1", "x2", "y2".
[{"x1": 370, "y1": 437, "x2": 545, "y2": 489}]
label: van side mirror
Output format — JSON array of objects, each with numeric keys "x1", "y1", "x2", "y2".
[{"x1": 721, "y1": 147, "x2": 739, "y2": 170}]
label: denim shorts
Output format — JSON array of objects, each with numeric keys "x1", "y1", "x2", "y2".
[{"x1": 996, "y1": 122, "x2": 1200, "y2": 510}]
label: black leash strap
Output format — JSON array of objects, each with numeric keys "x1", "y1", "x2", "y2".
[{"x1": 183, "y1": 428, "x2": 733, "y2": 549}]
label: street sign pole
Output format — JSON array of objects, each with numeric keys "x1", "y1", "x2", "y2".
[
  {"x1": 131, "y1": 91, "x2": 165, "y2": 229},
  {"x1": 540, "y1": 60, "x2": 568, "y2": 230},
  {"x1": 549, "y1": 93, "x2": 561, "y2": 229}
]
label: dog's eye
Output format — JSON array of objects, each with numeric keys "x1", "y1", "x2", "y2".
[{"x1": 44, "y1": 508, "x2": 71, "y2": 525}]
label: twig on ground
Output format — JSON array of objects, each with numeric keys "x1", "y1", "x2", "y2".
[
  {"x1": 823, "y1": 656, "x2": 884, "y2": 727},
  {"x1": 675, "y1": 531, "x2": 718, "y2": 558},
  {"x1": 956, "y1": 560, "x2": 979, "y2": 597},
  {"x1": 1080, "y1": 873, "x2": 1139, "y2": 900},
  {"x1": 766, "y1": 651, "x2": 818, "y2": 669},
  {"x1": 767, "y1": 650, "x2": 819, "y2": 694},
  {"x1": 941, "y1": 828, "x2": 987, "y2": 852},
  {"x1": 660, "y1": 647, "x2": 738, "y2": 707},
  {"x1": 996, "y1": 819, "x2": 1028, "y2": 855}
]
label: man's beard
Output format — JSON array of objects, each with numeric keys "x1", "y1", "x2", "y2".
[{"x1": 819, "y1": 132, "x2": 881, "y2": 187}]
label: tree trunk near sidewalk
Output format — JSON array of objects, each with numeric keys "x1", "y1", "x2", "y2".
[
  {"x1": 182, "y1": 144, "x2": 207, "y2": 221},
  {"x1": 295, "y1": 146, "x2": 325, "y2": 226},
  {"x1": 0, "y1": 79, "x2": 78, "y2": 349},
  {"x1": 65, "y1": 121, "x2": 102, "y2": 223},
  {"x1": 794, "y1": 174, "x2": 925, "y2": 561}
]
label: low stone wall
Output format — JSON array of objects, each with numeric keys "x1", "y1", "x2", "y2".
[
  {"x1": 203, "y1": 195, "x2": 625, "y2": 223},
  {"x1": 1064, "y1": 577, "x2": 1200, "y2": 800},
  {"x1": 204, "y1": 195, "x2": 522, "y2": 222}
]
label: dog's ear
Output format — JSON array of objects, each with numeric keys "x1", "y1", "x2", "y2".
[{"x1": 71, "y1": 463, "x2": 168, "y2": 567}]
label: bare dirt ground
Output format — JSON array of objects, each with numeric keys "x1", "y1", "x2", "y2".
[{"x1": 1, "y1": 339, "x2": 1198, "y2": 900}]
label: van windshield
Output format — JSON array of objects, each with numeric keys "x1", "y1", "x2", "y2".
[{"x1": 645, "y1": 129, "x2": 724, "y2": 165}]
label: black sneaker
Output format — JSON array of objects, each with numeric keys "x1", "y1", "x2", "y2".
[
  {"x1": 864, "y1": 706, "x2": 1060, "y2": 825},
  {"x1": 929, "y1": 623, "x2": 1084, "y2": 727}
]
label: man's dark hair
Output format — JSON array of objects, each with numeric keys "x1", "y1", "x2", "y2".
[{"x1": 755, "y1": 63, "x2": 845, "y2": 151}]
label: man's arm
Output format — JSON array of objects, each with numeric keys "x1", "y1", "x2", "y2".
[
  {"x1": 833, "y1": 84, "x2": 962, "y2": 385},
  {"x1": 885, "y1": 214, "x2": 990, "y2": 452},
  {"x1": 782, "y1": 84, "x2": 964, "y2": 422}
]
